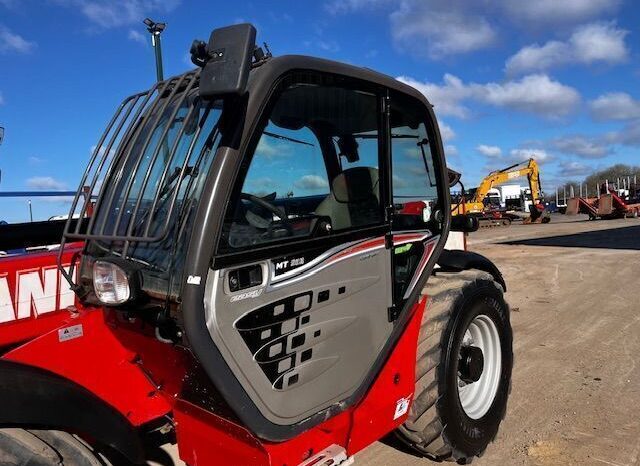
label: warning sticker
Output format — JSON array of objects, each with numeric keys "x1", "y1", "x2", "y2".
[
  {"x1": 394, "y1": 395, "x2": 411, "y2": 420},
  {"x1": 58, "y1": 324, "x2": 83, "y2": 342}
]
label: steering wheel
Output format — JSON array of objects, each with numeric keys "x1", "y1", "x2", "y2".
[{"x1": 240, "y1": 193, "x2": 293, "y2": 236}]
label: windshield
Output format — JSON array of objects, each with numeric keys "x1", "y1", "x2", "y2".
[{"x1": 82, "y1": 85, "x2": 223, "y2": 297}]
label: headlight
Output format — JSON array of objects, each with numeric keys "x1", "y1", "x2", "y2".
[{"x1": 93, "y1": 260, "x2": 131, "y2": 305}]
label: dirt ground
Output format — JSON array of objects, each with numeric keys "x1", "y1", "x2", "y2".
[{"x1": 161, "y1": 215, "x2": 640, "y2": 466}]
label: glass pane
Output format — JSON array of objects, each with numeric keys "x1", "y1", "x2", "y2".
[
  {"x1": 224, "y1": 80, "x2": 383, "y2": 250},
  {"x1": 390, "y1": 96, "x2": 441, "y2": 231}
]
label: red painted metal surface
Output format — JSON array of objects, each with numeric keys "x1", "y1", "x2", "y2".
[
  {"x1": 3, "y1": 308, "x2": 186, "y2": 426},
  {"x1": 347, "y1": 296, "x2": 425, "y2": 454},
  {"x1": 0, "y1": 246, "x2": 81, "y2": 349},
  {"x1": 175, "y1": 297, "x2": 425, "y2": 466}
]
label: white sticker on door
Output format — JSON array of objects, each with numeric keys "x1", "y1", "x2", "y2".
[
  {"x1": 58, "y1": 324, "x2": 83, "y2": 342},
  {"x1": 394, "y1": 395, "x2": 411, "y2": 420}
]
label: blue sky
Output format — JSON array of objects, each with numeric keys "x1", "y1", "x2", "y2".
[{"x1": 0, "y1": 0, "x2": 639, "y2": 222}]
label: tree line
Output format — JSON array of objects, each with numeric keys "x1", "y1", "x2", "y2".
[{"x1": 551, "y1": 164, "x2": 640, "y2": 201}]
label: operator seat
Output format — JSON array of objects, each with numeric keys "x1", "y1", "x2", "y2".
[{"x1": 315, "y1": 167, "x2": 380, "y2": 230}]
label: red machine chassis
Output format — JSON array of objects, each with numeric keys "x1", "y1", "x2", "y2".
[{"x1": 2, "y1": 294, "x2": 426, "y2": 465}]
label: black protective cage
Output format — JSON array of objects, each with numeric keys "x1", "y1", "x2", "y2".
[{"x1": 57, "y1": 70, "x2": 204, "y2": 288}]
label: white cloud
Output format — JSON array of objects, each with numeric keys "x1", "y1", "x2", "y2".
[
  {"x1": 480, "y1": 75, "x2": 580, "y2": 117},
  {"x1": 571, "y1": 22, "x2": 628, "y2": 64},
  {"x1": 558, "y1": 160, "x2": 592, "y2": 177},
  {"x1": 325, "y1": 0, "x2": 391, "y2": 14},
  {"x1": 390, "y1": 2, "x2": 496, "y2": 59},
  {"x1": 589, "y1": 92, "x2": 640, "y2": 121},
  {"x1": 128, "y1": 29, "x2": 147, "y2": 45},
  {"x1": 397, "y1": 74, "x2": 474, "y2": 119},
  {"x1": 605, "y1": 120, "x2": 640, "y2": 146},
  {"x1": 509, "y1": 148, "x2": 552, "y2": 163},
  {"x1": 400, "y1": 73, "x2": 580, "y2": 119},
  {"x1": 505, "y1": 42, "x2": 567, "y2": 76},
  {"x1": 317, "y1": 40, "x2": 340, "y2": 53},
  {"x1": 445, "y1": 145, "x2": 459, "y2": 157},
  {"x1": 27, "y1": 176, "x2": 68, "y2": 190},
  {"x1": 28, "y1": 156, "x2": 44, "y2": 166},
  {"x1": 506, "y1": 22, "x2": 628, "y2": 75},
  {"x1": 439, "y1": 122, "x2": 455, "y2": 142},
  {"x1": 552, "y1": 135, "x2": 611, "y2": 158},
  {"x1": 480, "y1": 147, "x2": 552, "y2": 174},
  {"x1": 294, "y1": 175, "x2": 329, "y2": 191},
  {"x1": 54, "y1": 0, "x2": 180, "y2": 29},
  {"x1": 255, "y1": 138, "x2": 292, "y2": 159},
  {"x1": 476, "y1": 144, "x2": 502, "y2": 158},
  {"x1": 326, "y1": 0, "x2": 620, "y2": 58},
  {"x1": 0, "y1": 25, "x2": 36, "y2": 54},
  {"x1": 502, "y1": 0, "x2": 620, "y2": 25}
]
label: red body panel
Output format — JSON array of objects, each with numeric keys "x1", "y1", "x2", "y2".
[
  {"x1": 0, "y1": 247, "x2": 81, "y2": 349},
  {"x1": 175, "y1": 297, "x2": 426, "y2": 466},
  {"x1": 3, "y1": 309, "x2": 187, "y2": 427}
]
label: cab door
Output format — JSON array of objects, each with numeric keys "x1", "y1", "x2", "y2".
[
  {"x1": 387, "y1": 91, "x2": 445, "y2": 313},
  {"x1": 204, "y1": 71, "x2": 395, "y2": 427}
]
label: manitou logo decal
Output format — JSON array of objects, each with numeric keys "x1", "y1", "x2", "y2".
[{"x1": 0, "y1": 266, "x2": 75, "y2": 324}]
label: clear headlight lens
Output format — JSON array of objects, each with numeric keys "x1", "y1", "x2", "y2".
[{"x1": 93, "y1": 261, "x2": 131, "y2": 305}]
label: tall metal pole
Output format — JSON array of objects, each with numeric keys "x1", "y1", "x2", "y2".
[
  {"x1": 144, "y1": 18, "x2": 166, "y2": 82},
  {"x1": 28, "y1": 200, "x2": 33, "y2": 222},
  {"x1": 152, "y1": 32, "x2": 164, "y2": 82}
]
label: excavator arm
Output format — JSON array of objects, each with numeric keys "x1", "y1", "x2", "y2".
[
  {"x1": 454, "y1": 159, "x2": 548, "y2": 223},
  {"x1": 471, "y1": 158, "x2": 543, "y2": 205}
]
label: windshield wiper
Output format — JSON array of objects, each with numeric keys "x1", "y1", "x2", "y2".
[{"x1": 264, "y1": 131, "x2": 315, "y2": 147}]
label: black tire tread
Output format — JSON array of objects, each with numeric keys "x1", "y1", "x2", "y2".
[
  {"x1": 397, "y1": 269, "x2": 507, "y2": 463},
  {"x1": 0, "y1": 429, "x2": 110, "y2": 466}
]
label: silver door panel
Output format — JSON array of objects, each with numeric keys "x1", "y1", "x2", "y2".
[{"x1": 204, "y1": 238, "x2": 393, "y2": 425}]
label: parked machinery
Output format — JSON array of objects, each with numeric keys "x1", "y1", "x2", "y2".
[
  {"x1": 452, "y1": 158, "x2": 550, "y2": 227},
  {"x1": 0, "y1": 24, "x2": 512, "y2": 466}
]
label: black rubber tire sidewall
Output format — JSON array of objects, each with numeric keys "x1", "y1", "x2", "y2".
[{"x1": 438, "y1": 281, "x2": 512, "y2": 457}]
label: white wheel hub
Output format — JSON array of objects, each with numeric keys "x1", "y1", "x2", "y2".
[{"x1": 457, "y1": 314, "x2": 502, "y2": 420}]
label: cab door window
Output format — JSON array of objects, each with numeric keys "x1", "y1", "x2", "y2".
[
  {"x1": 389, "y1": 93, "x2": 444, "y2": 303},
  {"x1": 221, "y1": 76, "x2": 383, "y2": 251},
  {"x1": 390, "y1": 94, "x2": 442, "y2": 233}
]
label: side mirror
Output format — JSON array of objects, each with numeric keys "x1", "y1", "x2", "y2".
[
  {"x1": 447, "y1": 168, "x2": 461, "y2": 188},
  {"x1": 450, "y1": 214, "x2": 479, "y2": 233},
  {"x1": 195, "y1": 23, "x2": 256, "y2": 99},
  {"x1": 337, "y1": 135, "x2": 360, "y2": 163}
]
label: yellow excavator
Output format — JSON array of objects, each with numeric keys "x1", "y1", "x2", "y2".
[{"x1": 452, "y1": 158, "x2": 550, "y2": 226}]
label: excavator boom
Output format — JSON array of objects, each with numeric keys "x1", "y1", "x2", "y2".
[{"x1": 454, "y1": 158, "x2": 549, "y2": 224}]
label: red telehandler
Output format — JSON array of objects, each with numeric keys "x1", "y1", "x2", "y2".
[
  {"x1": 0, "y1": 221, "x2": 84, "y2": 351},
  {"x1": 0, "y1": 24, "x2": 512, "y2": 466}
]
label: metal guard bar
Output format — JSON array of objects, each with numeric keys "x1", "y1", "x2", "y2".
[{"x1": 57, "y1": 69, "x2": 202, "y2": 287}]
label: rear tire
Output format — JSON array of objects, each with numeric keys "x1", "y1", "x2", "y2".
[
  {"x1": 0, "y1": 429, "x2": 113, "y2": 466},
  {"x1": 397, "y1": 270, "x2": 513, "y2": 463}
]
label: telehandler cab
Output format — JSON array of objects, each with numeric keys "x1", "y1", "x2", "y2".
[{"x1": 0, "y1": 23, "x2": 512, "y2": 466}]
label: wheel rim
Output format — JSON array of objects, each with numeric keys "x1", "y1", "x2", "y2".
[{"x1": 457, "y1": 314, "x2": 502, "y2": 420}]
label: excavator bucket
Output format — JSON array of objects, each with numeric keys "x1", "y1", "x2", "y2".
[{"x1": 525, "y1": 204, "x2": 550, "y2": 224}]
